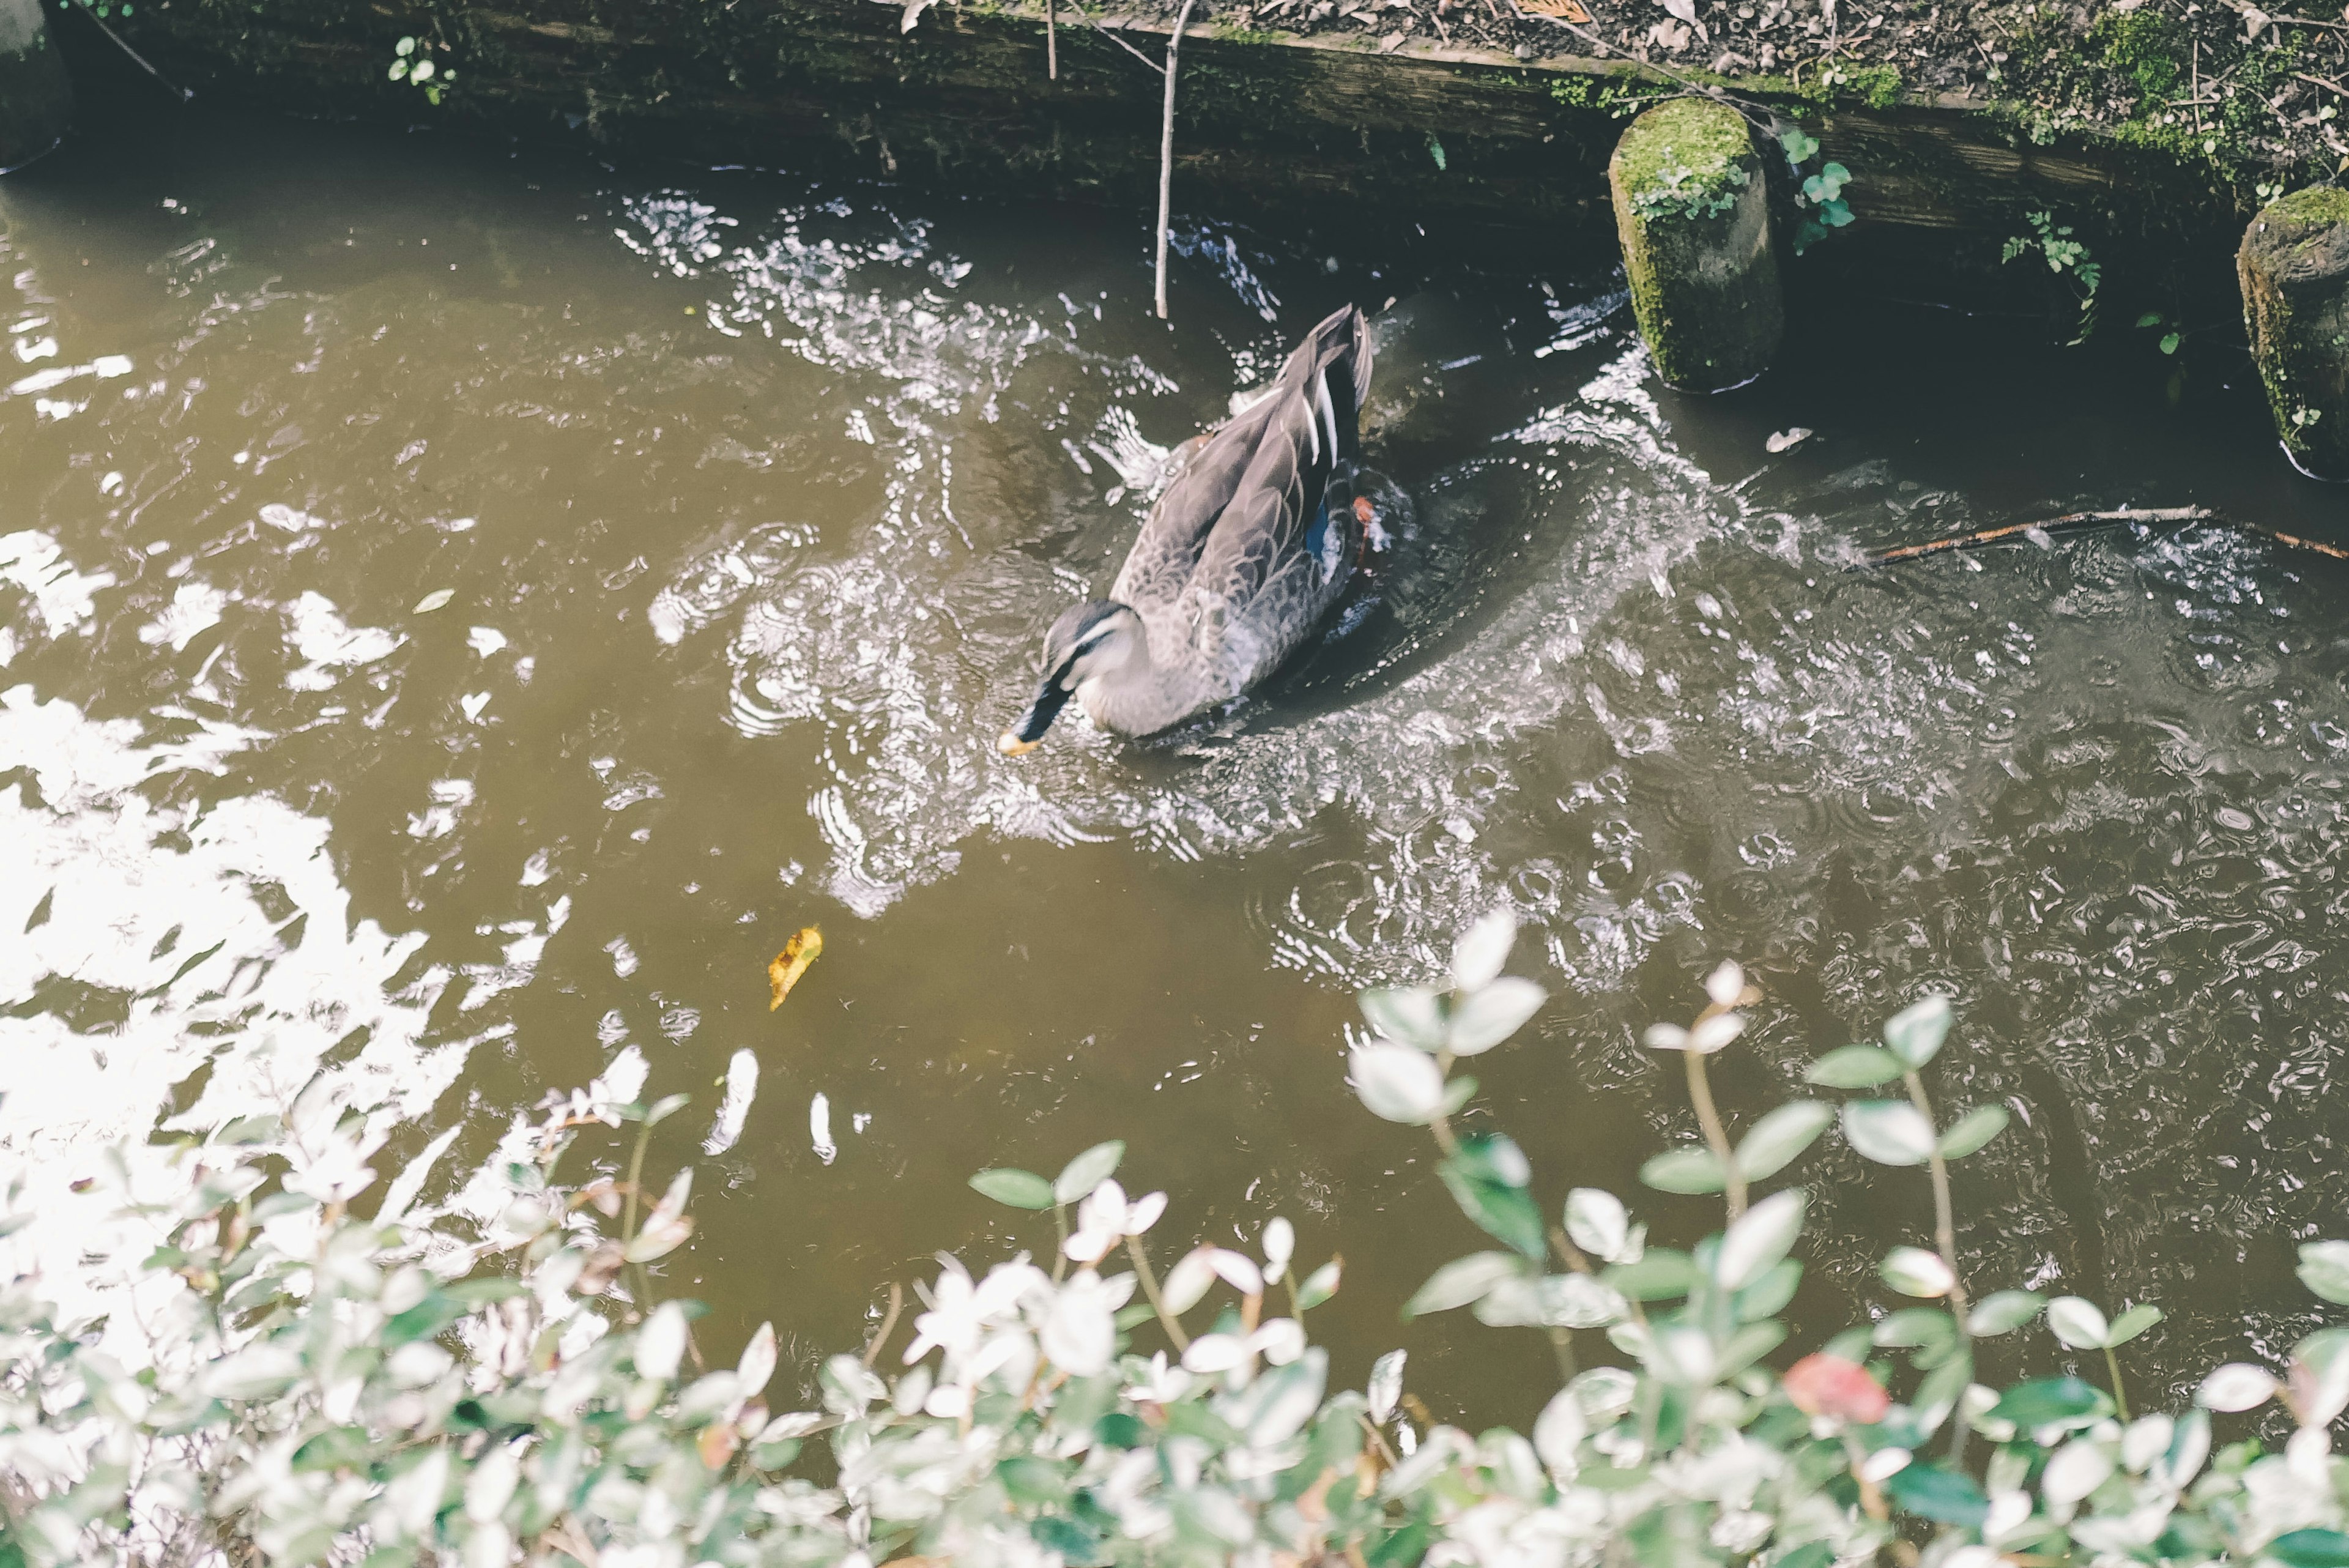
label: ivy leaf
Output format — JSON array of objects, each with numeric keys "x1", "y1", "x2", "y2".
[{"x1": 968, "y1": 1169, "x2": 1054, "y2": 1210}]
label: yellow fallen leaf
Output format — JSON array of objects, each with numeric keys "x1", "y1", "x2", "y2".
[{"x1": 769, "y1": 927, "x2": 823, "y2": 1010}]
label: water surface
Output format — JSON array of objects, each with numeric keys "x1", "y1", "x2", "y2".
[{"x1": 5, "y1": 99, "x2": 2348, "y2": 1425}]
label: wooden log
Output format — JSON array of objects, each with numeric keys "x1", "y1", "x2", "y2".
[
  {"x1": 2240, "y1": 187, "x2": 2349, "y2": 480},
  {"x1": 1608, "y1": 98, "x2": 1782, "y2": 392},
  {"x1": 0, "y1": 0, "x2": 74, "y2": 172}
]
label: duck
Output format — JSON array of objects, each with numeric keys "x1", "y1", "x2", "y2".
[{"x1": 999, "y1": 303, "x2": 1376, "y2": 752}]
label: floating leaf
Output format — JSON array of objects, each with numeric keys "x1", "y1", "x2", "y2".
[
  {"x1": 768, "y1": 927, "x2": 823, "y2": 1009},
  {"x1": 1735, "y1": 1101, "x2": 1833, "y2": 1180},
  {"x1": 968, "y1": 1169, "x2": 1054, "y2": 1210},
  {"x1": 413, "y1": 588, "x2": 455, "y2": 614},
  {"x1": 1805, "y1": 1045, "x2": 1904, "y2": 1088},
  {"x1": 1840, "y1": 1101, "x2": 1935, "y2": 1167}
]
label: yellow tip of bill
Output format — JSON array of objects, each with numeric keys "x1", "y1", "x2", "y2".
[{"x1": 998, "y1": 730, "x2": 1042, "y2": 757}]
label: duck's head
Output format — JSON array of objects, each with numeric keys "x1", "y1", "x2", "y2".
[{"x1": 998, "y1": 600, "x2": 1143, "y2": 756}]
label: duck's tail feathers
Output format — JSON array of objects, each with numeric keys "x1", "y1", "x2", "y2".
[{"x1": 1290, "y1": 303, "x2": 1373, "y2": 466}]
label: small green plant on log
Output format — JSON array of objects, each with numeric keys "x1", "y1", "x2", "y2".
[
  {"x1": 1778, "y1": 124, "x2": 1854, "y2": 254},
  {"x1": 387, "y1": 34, "x2": 457, "y2": 105},
  {"x1": 2003, "y1": 208, "x2": 2103, "y2": 342}
]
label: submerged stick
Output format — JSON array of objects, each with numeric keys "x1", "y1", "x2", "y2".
[
  {"x1": 1856, "y1": 505, "x2": 2349, "y2": 569},
  {"x1": 1154, "y1": 0, "x2": 1199, "y2": 321}
]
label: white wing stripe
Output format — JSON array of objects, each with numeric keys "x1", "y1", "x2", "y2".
[{"x1": 1315, "y1": 370, "x2": 1340, "y2": 464}]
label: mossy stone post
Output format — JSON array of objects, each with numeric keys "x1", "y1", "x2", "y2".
[
  {"x1": 2240, "y1": 187, "x2": 2349, "y2": 479},
  {"x1": 0, "y1": 0, "x2": 73, "y2": 172},
  {"x1": 1608, "y1": 99, "x2": 1783, "y2": 393}
]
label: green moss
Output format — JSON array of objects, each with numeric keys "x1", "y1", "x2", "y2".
[
  {"x1": 1212, "y1": 23, "x2": 1282, "y2": 43},
  {"x1": 1800, "y1": 60, "x2": 1900, "y2": 108},
  {"x1": 1611, "y1": 96, "x2": 1753, "y2": 199},
  {"x1": 2090, "y1": 7, "x2": 2180, "y2": 108},
  {"x1": 2271, "y1": 185, "x2": 2349, "y2": 227}
]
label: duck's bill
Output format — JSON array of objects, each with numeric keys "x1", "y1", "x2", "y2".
[{"x1": 998, "y1": 677, "x2": 1075, "y2": 756}]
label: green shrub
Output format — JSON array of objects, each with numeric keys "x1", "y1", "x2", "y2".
[{"x1": 6, "y1": 918, "x2": 2349, "y2": 1568}]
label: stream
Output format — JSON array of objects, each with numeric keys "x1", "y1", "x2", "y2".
[{"x1": 4, "y1": 98, "x2": 2348, "y2": 1427}]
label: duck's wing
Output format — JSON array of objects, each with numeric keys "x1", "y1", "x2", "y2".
[
  {"x1": 1110, "y1": 305, "x2": 1374, "y2": 615},
  {"x1": 1110, "y1": 404, "x2": 1282, "y2": 612},
  {"x1": 1177, "y1": 306, "x2": 1373, "y2": 647}
]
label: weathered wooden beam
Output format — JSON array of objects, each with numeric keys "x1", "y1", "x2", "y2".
[{"x1": 106, "y1": 0, "x2": 2239, "y2": 259}]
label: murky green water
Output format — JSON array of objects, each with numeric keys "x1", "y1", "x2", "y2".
[{"x1": 6, "y1": 97, "x2": 2349, "y2": 1428}]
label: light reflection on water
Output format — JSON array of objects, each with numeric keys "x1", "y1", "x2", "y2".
[{"x1": 3, "y1": 104, "x2": 2348, "y2": 1425}]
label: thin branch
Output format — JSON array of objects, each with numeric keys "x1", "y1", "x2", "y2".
[
  {"x1": 2101, "y1": 1343, "x2": 2134, "y2": 1422},
  {"x1": 72, "y1": 4, "x2": 193, "y2": 100},
  {"x1": 1855, "y1": 506, "x2": 2215, "y2": 567},
  {"x1": 863, "y1": 1280, "x2": 905, "y2": 1369},
  {"x1": 1048, "y1": 0, "x2": 1059, "y2": 77},
  {"x1": 1902, "y1": 1068, "x2": 1973, "y2": 1463},
  {"x1": 1077, "y1": 10, "x2": 1171, "y2": 73},
  {"x1": 1683, "y1": 1050, "x2": 1746, "y2": 1222},
  {"x1": 1125, "y1": 1233, "x2": 1192, "y2": 1351},
  {"x1": 1155, "y1": 0, "x2": 1201, "y2": 321}
]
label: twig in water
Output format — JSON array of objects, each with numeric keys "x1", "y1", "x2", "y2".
[
  {"x1": 863, "y1": 1280, "x2": 905, "y2": 1368},
  {"x1": 1855, "y1": 506, "x2": 2215, "y2": 567},
  {"x1": 75, "y1": 4, "x2": 193, "y2": 100},
  {"x1": 1048, "y1": 0, "x2": 1058, "y2": 78},
  {"x1": 1154, "y1": 0, "x2": 1200, "y2": 320},
  {"x1": 1856, "y1": 506, "x2": 2349, "y2": 569}
]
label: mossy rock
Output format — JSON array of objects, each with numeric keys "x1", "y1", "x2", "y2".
[
  {"x1": 0, "y1": 0, "x2": 73, "y2": 173},
  {"x1": 2239, "y1": 187, "x2": 2349, "y2": 478},
  {"x1": 1608, "y1": 98, "x2": 1782, "y2": 393}
]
